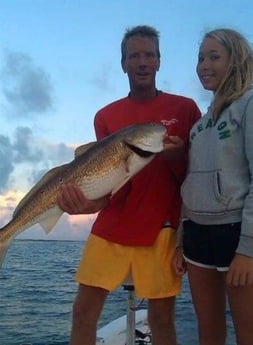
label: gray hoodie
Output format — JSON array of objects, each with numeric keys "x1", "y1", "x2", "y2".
[{"x1": 181, "y1": 87, "x2": 253, "y2": 257}]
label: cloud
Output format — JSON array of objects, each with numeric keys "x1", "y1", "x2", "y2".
[
  {"x1": 0, "y1": 50, "x2": 57, "y2": 192},
  {"x1": 0, "y1": 140, "x2": 84, "y2": 240},
  {"x1": 0, "y1": 124, "x2": 77, "y2": 239},
  {"x1": 1, "y1": 51, "x2": 54, "y2": 116},
  {"x1": 68, "y1": 214, "x2": 96, "y2": 239},
  {"x1": 13, "y1": 127, "x2": 44, "y2": 164},
  {"x1": 0, "y1": 190, "x2": 23, "y2": 226},
  {"x1": 0, "y1": 134, "x2": 14, "y2": 192},
  {"x1": 0, "y1": 132, "x2": 95, "y2": 240},
  {"x1": 0, "y1": 126, "x2": 74, "y2": 192},
  {"x1": 0, "y1": 166, "x2": 96, "y2": 240},
  {"x1": 9, "y1": 213, "x2": 96, "y2": 241}
]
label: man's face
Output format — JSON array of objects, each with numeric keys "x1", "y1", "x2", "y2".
[{"x1": 122, "y1": 36, "x2": 160, "y2": 90}]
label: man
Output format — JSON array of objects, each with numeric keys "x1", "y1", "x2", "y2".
[{"x1": 58, "y1": 25, "x2": 201, "y2": 345}]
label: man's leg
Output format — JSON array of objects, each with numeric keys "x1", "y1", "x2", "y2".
[
  {"x1": 148, "y1": 296, "x2": 177, "y2": 345},
  {"x1": 133, "y1": 228, "x2": 180, "y2": 345},
  {"x1": 70, "y1": 283, "x2": 108, "y2": 345}
]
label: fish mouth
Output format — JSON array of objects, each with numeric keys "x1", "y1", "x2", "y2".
[{"x1": 124, "y1": 141, "x2": 155, "y2": 158}]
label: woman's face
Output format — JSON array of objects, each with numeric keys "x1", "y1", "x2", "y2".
[{"x1": 196, "y1": 37, "x2": 230, "y2": 92}]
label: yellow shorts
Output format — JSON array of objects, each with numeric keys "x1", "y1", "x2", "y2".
[{"x1": 76, "y1": 227, "x2": 182, "y2": 299}]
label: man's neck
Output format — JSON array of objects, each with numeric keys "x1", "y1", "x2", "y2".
[{"x1": 129, "y1": 88, "x2": 159, "y2": 101}]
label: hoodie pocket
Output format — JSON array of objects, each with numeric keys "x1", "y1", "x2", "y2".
[{"x1": 181, "y1": 171, "x2": 231, "y2": 215}]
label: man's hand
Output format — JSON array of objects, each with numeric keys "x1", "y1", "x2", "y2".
[
  {"x1": 57, "y1": 183, "x2": 109, "y2": 215},
  {"x1": 161, "y1": 135, "x2": 185, "y2": 160}
]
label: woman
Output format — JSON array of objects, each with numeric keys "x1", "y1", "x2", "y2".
[{"x1": 175, "y1": 28, "x2": 253, "y2": 345}]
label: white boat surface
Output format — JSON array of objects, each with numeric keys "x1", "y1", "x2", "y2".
[{"x1": 96, "y1": 309, "x2": 151, "y2": 344}]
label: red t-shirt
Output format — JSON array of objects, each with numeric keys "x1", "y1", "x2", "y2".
[{"x1": 91, "y1": 91, "x2": 201, "y2": 245}]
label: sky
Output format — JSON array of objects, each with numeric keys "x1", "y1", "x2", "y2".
[{"x1": 0, "y1": 0, "x2": 252, "y2": 241}]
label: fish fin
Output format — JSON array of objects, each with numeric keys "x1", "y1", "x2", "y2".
[
  {"x1": 38, "y1": 207, "x2": 63, "y2": 234},
  {"x1": 0, "y1": 238, "x2": 12, "y2": 269},
  {"x1": 75, "y1": 142, "x2": 97, "y2": 158}
]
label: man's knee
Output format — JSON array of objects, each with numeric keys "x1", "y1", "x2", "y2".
[
  {"x1": 72, "y1": 297, "x2": 98, "y2": 328},
  {"x1": 148, "y1": 297, "x2": 175, "y2": 328},
  {"x1": 72, "y1": 285, "x2": 107, "y2": 327}
]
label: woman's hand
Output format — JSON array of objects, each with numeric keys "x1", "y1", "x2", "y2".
[
  {"x1": 173, "y1": 247, "x2": 187, "y2": 276},
  {"x1": 226, "y1": 253, "x2": 253, "y2": 287}
]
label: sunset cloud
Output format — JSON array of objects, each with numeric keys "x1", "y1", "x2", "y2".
[
  {"x1": 0, "y1": 131, "x2": 83, "y2": 240},
  {"x1": 0, "y1": 126, "x2": 74, "y2": 190},
  {"x1": 0, "y1": 189, "x2": 96, "y2": 241}
]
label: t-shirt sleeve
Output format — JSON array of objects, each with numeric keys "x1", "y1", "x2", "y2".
[{"x1": 94, "y1": 111, "x2": 109, "y2": 140}]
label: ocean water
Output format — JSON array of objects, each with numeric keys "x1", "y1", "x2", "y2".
[{"x1": 0, "y1": 240, "x2": 236, "y2": 345}]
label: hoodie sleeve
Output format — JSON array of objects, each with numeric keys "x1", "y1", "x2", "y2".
[{"x1": 236, "y1": 95, "x2": 253, "y2": 257}]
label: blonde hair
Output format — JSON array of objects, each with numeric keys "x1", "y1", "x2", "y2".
[{"x1": 203, "y1": 28, "x2": 253, "y2": 117}]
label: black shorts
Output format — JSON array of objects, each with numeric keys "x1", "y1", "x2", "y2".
[{"x1": 183, "y1": 220, "x2": 241, "y2": 271}]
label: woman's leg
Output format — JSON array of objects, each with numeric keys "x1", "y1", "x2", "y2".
[
  {"x1": 227, "y1": 285, "x2": 253, "y2": 345},
  {"x1": 187, "y1": 263, "x2": 227, "y2": 345}
]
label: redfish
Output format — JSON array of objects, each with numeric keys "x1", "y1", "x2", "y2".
[{"x1": 0, "y1": 122, "x2": 166, "y2": 268}]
